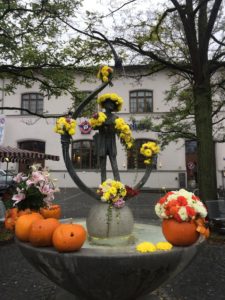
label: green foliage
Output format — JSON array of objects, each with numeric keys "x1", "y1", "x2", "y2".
[
  {"x1": 71, "y1": 90, "x2": 97, "y2": 117},
  {"x1": 0, "y1": 0, "x2": 93, "y2": 97},
  {"x1": 129, "y1": 116, "x2": 153, "y2": 131}
]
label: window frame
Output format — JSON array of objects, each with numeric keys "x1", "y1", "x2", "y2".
[
  {"x1": 129, "y1": 89, "x2": 153, "y2": 113},
  {"x1": 71, "y1": 139, "x2": 98, "y2": 170},
  {"x1": 21, "y1": 93, "x2": 44, "y2": 115}
]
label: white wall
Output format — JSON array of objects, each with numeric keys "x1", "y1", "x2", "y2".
[{"x1": 1, "y1": 68, "x2": 222, "y2": 190}]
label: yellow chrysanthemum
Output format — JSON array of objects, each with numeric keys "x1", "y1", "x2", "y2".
[
  {"x1": 155, "y1": 242, "x2": 173, "y2": 251},
  {"x1": 127, "y1": 142, "x2": 133, "y2": 149},
  {"x1": 102, "y1": 192, "x2": 110, "y2": 201},
  {"x1": 97, "y1": 93, "x2": 123, "y2": 112},
  {"x1": 144, "y1": 159, "x2": 151, "y2": 165},
  {"x1": 109, "y1": 186, "x2": 117, "y2": 195},
  {"x1": 136, "y1": 242, "x2": 157, "y2": 253},
  {"x1": 54, "y1": 117, "x2": 76, "y2": 136},
  {"x1": 121, "y1": 189, "x2": 127, "y2": 197},
  {"x1": 89, "y1": 112, "x2": 107, "y2": 128},
  {"x1": 140, "y1": 141, "x2": 160, "y2": 165},
  {"x1": 98, "y1": 179, "x2": 127, "y2": 205},
  {"x1": 97, "y1": 65, "x2": 113, "y2": 83}
]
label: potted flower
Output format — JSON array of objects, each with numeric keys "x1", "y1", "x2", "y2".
[
  {"x1": 155, "y1": 189, "x2": 209, "y2": 246},
  {"x1": 86, "y1": 179, "x2": 137, "y2": 245},
  {"x1": 10, "y1": 165, "x2": 60, "y2": 218}
]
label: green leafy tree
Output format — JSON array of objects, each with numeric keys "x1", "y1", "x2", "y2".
[{"x1": 0, "y1": 0, "x2": 110, "y2": 116}]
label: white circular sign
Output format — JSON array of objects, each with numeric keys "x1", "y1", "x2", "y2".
[{"x1": 187, "y1": 162, "x2": 195, "y2": 170}]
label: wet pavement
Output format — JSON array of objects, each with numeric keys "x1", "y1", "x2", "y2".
[{"x1": 1, "y1": 188, "x2": 225, "y2": 300}]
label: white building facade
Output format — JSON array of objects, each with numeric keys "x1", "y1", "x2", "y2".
[{"x1": 1, "y1": 67, "x2": 225, "y2": 190}]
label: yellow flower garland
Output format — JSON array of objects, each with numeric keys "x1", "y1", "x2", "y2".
[
  {"x1": 97, "y1": 65, "x2": 113, "y2": 83},
  {"x1": 89, "y1": 112, "x2": 107, "y2": 128},
  {"x1": 97, "y1": 93, "x2": 123, "y2": 112},
  {"x1": 140, "y1": 141, "x2": 160, "y2": 165},
  {"x1": 114, "y1": 117, "x2": 134, "y2": 150},
  {"x1": 54, "y1": 117, "x2": 76, "y2": 136}
]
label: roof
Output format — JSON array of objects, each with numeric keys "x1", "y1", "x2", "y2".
[{"x1": 0, "y1": 146, "x2": 60, "y2": 163}]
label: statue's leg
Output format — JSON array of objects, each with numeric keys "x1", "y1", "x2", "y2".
[
  {"x1": 99, "y1": 156, "x2": 107, "y2": 182},
  {"x1": 109, "y1": 155, "x2": 120, "y2": 181}
]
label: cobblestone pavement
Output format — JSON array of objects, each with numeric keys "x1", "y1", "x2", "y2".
[{"x1": 1, "y1": 188, "x2": 225, "y2": 300}]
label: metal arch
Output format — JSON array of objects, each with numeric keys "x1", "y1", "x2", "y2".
[{"x1": 61, "y1": 32, "x2": 155, "y2": 200}]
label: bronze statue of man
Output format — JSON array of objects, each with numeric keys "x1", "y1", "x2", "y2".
[{"x1": 93, "y1": 97, "x2": 121, "y2": 182}]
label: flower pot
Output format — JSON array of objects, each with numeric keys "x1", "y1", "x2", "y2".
[
  {"x1": 40, "y1": 205, "x2": 61, "y2": 219},
  {"x1": 86, "y1": 202, "x2": 134, "y2": 246},
  {"x1": 162, "y1": 219, "x2": 199, "y2": 246}
]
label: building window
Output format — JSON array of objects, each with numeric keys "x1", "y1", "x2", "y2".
[
  {"x1": 127, "y1": 139, "x2": 157, "y2": 169},
  {"x1": 21, "y1": 93, "x2": 44, "y2": 115},
  {"x1": 130, "y1": 90, "x2": 153, "y2": 113},
  {"x1": 72, "y1": 140, "x2": 98, "y2": 169}
]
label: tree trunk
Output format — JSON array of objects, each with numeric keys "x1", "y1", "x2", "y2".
[{"x1": 194, "y1": 80, "x2": 217, "y2": 201}]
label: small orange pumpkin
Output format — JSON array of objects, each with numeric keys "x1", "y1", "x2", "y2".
[
  {"x1": 52, "y1": 223, "x2": 86, "y2": 252},
  {"x1": 40, "y1": 205, "x2": 61, "y2": 219},
  {"x1": 162, "y1": 219, "x2": 199, "y2": 246},
  {"x1": 4, "y1": 217, "x2": 16, "y2": 231},
  {"x1": 29, "y1": 218, "x2": 60, "y2": 247},
  {"x1": 15, "y1": 212, "x2": 44, "y2": 242},
  {"x1": 8, "y1": 207, "x2": 18, "y2": 219}
]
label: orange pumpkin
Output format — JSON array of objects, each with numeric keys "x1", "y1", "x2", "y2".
[
  {"x1": 52, "y1": 223, "x2": 86, "y2": 252},
  {"x1": 29, "y1": 218, "x2": 60, "y2": 247},
  {"x1": 15, "y1": 212, "x2": 44, "y2": 242},
  {"x1": 162, "y1": 219, "x2": 199, "y2": 246},
  {"x1": 7, "y1": 207, "x2": 18, "y2": 219},
  {"x1": 40, "y1": 205, "x2": 61, "y2": 219},
  {"x1": 18, "y1": 208, "x2": 32, "y2": 217},
  {"x1": 4, "y1": 217, "x2": 16, "y2": 231}
]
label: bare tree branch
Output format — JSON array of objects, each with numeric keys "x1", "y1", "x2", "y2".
[
  {"x1": 1, "y1": 107, "x2": 63, "y2": 118},
  {"x1": 102, "y1": 0, "x2": 137, "y2": 18},
  {"x1": 205, "y1": 0, "x2": 223, "y2": 43},
  {"x1": 211, "y1": 34, "x2": 225, "y2": 46},
  {"x1": 192, "y1": 0, "x2": 210, "y2": 15}
]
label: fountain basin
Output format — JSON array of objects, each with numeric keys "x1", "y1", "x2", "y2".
[{"x1": 16, "y1": 219, "x2": 205, "y2": 300}]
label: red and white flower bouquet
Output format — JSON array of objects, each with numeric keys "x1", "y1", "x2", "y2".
[
  {"x1": 155, "y1": 189, "x2": 209, "y2": 246},
  {"x1": 155, "y1": 189, "x2": 207, "y2": 222}
]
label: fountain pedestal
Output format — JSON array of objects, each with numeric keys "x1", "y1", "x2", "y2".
[
  {"x1": 86, "y1": 203, "x2": 134, "y2": 246},
  {"x1": 16, "y1": 220, "x2": 205, "y2": 300}
]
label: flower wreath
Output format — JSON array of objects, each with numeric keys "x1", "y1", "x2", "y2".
[
  {"x1": 97, "y1": 93, "x2": 123, "y2": 112},
  {"x1": 97, "y1": 65, "x2": 113, "y2": 83},
  {"x1": 54, "y1": 116, "x2": 76, "y2": 136},
  {"x1": 140, "y1": 142, "x2": 160, "y2": 164}
]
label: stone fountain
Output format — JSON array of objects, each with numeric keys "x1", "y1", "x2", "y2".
[{"x1": 16, "y1": 32, "x2": 205, "y2": 300}]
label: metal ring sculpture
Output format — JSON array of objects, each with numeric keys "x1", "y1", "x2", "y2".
[{"x1": 61, "y1": 31, "x2": 156, "y2": 200}]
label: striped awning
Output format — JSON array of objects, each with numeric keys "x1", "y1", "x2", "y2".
[{"x1": 0, "y1": 146, "x2": 60, "y2": 163}]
